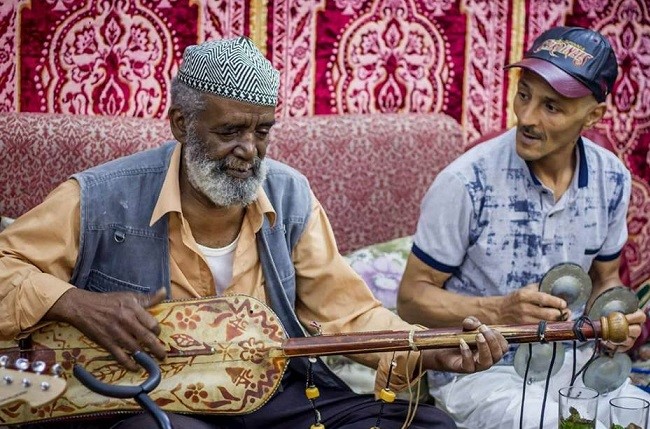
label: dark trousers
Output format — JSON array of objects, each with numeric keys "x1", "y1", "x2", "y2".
[{"x1": 24, "y1": 374, "x2": 456, "y2": 429}]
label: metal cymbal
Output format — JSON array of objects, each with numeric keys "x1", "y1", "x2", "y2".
[
  {"x1": 513, "y1": 343, "x2": 565, "y2": 383},
  {"x1": 587, "y1": 286, "x2": 639, "y2": 320},
  {"x1": 582, "y1": 353, "x2": 632, "y2": 395},
  {"x1": 539, "y1": 263, "x2": 592, "y2": 312}
]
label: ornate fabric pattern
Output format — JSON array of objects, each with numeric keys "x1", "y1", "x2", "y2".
[
  {"x1": 18, "y1": 0, "x2": 196, "y2": 117},
  {"x1": 0, "y1": 112, "x2": 172, "y2": 219},
  {"x1": 0, "y1": 296, "x2": 287, "y2": 425},
  {"x1": 461, "y1": 0, "x2": 511, "y2": 144},
  {"x1": 326, "y1": 0, "x2": 452, "y2": 114},
  {"x1": 267, "y1": 113, "x2": 463, "y2": 254}
]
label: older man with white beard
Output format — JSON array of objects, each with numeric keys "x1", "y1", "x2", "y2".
[{"x1": 0, "y1": 37, "x2": 508, "y2": 429}]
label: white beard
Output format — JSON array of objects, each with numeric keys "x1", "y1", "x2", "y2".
[{"x1": 183, "y1": 127, "x2": 267, "y2": 207}]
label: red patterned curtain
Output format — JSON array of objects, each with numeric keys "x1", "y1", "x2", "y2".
[{"x1": 2, "y1": 0, "x2": 648, "y2": 287}]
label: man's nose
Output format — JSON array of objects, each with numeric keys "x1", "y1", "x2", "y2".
[
  {"x1": 517, "y1": 103, "x2": 540, "y2": 127},
  {"x1": 234, "y1": 133, "x2": 257, "y2": 159}
]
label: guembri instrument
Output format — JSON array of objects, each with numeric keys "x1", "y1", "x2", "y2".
[{"x1": 0, "y1": 295, "x2": 629, "y2": 425}]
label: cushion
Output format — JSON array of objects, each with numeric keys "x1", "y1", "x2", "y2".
[{"x1": 344, "y1": 235, "x2": 414, "y2": 310}]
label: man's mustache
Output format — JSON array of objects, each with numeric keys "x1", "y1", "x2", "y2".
[
  {"x1": 519, "y1": 125, "x2": 544, "y2": 140},
  {"x1": 213, "y1": 157, "x2": 263, "y2": 174}
]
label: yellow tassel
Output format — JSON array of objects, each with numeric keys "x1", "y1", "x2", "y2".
[
  {"x1": 379, "y1": 388, "x2": 396, "y2": 403},
  {"x1": 305, "y1": 386, "x2": 320, "y2": 400}
]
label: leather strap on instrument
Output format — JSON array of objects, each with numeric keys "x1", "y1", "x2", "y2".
[{"x1": 537, "y1": 321, "x2": 548, "y2": 343}]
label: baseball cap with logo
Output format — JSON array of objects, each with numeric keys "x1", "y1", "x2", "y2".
[{"x1": 505, "y1": 26, "x2": 618, "y2": 102}]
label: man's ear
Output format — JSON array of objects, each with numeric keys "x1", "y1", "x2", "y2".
[
  {"x1": 583, "y1": 102, "x2": 607, "y2": 130},
  {"x1": 168, "y1": 106, "x2": 187, "y2": 143}
]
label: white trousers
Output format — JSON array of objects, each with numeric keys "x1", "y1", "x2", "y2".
[{"x1": 429, "y1": 347, "x2": 650, "y2": 429}]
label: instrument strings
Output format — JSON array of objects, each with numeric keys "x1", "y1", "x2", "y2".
[{"x1": 7, "y1": 315, "x2": 612, "y2": 374}]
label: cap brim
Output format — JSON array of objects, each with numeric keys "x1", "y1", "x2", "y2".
[{"x1": 505, "y1": 57, "x2": 592, "y2": 99}]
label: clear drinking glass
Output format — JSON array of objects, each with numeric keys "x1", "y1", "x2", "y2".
[
  {"x1": 609, "y1": 396, "x2": 649, "y2": 429},
  {"x1": 558, "y1": 386, "x2": 599, "y2": 429}
]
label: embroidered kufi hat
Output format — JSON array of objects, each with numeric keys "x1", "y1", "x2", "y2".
[{"x1": 178, "y1": 36, "x2": 280, "y2": 106}]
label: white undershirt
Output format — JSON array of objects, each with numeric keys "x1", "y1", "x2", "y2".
[{"x1": 196, "y1": 235, "x2": 239, "y2": 295}]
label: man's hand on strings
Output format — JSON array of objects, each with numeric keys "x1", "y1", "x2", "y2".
[
  {"x1": 601, "y1": 309, "x2": 646, "y2": 353},
  {"x1": 44, "y1": 287, "x2": 167, "y2": 371},
  {"x1": 423, "y1": 316, "x2": 509, "y2": 373}
]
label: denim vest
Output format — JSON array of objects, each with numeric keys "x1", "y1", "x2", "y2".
[{"x1": 70, "y1": 142, "x2": 348, "y2": 390}]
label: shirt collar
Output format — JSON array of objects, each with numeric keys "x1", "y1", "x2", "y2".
[
  {"x1": 576, "y1": 137, "x2": 588, "y2": 188},
  {"x1": 149, "y1": 142, "x2": 276, "y2": 229},
  {"x1": 523, "y1": 136, "x2": 589, "y2": 189}
]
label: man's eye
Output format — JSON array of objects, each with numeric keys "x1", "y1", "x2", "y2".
[
  {"x1": 545, "y1": 103, "x2": 559, "y2": 113},
  {"x1": 517, "y1": 91, "x2": 529, "y2": 100}
]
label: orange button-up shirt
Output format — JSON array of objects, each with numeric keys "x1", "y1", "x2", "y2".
[{"x1": 0, "y1": 143, "x2": 422, "y2": 392}]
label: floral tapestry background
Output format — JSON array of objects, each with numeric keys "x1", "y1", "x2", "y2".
[{"x1": 1, "y1": 0, "x2": 648, "y2": 287}]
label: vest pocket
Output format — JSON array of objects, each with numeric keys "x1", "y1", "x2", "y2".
[{"x1": 86, "y1": 269, "x2": 152, "y2": 294}]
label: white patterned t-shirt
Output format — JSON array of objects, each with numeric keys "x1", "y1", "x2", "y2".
[{"x1": 413, "y1": 127, "x2": 631, "y2": 300}]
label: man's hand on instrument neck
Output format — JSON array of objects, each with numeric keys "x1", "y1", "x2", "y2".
[
  {"x1": 421, "y1": 316, "x2": 509, "y2": 373},
  {"x1": 44, "y1": 288, "x2": 167, "y2": 371}
]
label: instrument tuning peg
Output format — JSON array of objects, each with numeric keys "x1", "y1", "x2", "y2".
[
  {"x1": 51, "y1": 363, "x2": 63, "y2": 377},
  {"x1": 1, "y1": 357, "x2": 13, "y2": 384},
  {"x1": 21, "y1": 377, "x2": 31, "y2": 387},
  {"x1": 14, "y1": 358, "x2": 29, "y2": 371},
  {"x1": 31, "y1": 360, "x2": 46, "y2": 374}
]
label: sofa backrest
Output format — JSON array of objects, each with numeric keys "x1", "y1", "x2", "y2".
[
  {"x1": 267, "y1": 113, "x2": 463, "y2": 253},
  {"x1": 0, "y1": 112, "x2": 463, "y2": 253},
  {"x1": 0, "y1": 112, "x2": 173, "y2": 219}
]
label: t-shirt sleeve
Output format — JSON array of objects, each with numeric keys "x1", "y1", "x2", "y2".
[
  {"x1": 596, "y1": 168, "x2": 631, "y2": 261},
  {"x1": 412, "y1": 170, "x2": 472, "y2": 272}
]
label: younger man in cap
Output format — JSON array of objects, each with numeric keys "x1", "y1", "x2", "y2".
[
  {"x1": 0, "y1": 37, "x2": 508, "y2": 428},
  {"x1": 397, "y1": 26, "x2": 648, "y2": 428}
]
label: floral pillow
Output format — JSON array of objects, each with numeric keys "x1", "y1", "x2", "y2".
[{"x1": 344, "y1": 235, "x2": 414, "y2": 310}]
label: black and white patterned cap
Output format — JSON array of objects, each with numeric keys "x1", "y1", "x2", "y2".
[{"x1": 177, "y1": 36, "x2": 280, "y2": 106}]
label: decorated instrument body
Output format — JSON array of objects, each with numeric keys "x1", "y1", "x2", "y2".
[{"x1": 0, "y1": 296, "x2": 288, "y2": 425}]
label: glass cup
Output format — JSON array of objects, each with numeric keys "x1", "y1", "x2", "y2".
[
  {"x1": 609, "y1": 396, "x2": 649, "y2": 429},
  {"x1": 559, "y1": 386, "x2": 599, "y2": 429}
]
